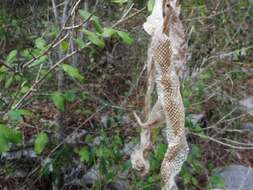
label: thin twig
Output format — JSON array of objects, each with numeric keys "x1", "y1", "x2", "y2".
[
  {"x1": 112, "y1": 7, "x2": 146, "y2": 28},
  {"x1": 0, "y1": 59, "x2": 22, "y2": 76},
  {"x1": 13, "y1": 51, "x2": 77, "y2": 109},
  {"x1": 192, "y1": 132, "x2": 253, "y2": 150},
  {"x1": 24, "y1": 106, "x2": 105, "y2": 189},
  {"x1": 204, "y1": 108, "x2": 237, "y2": 130},
  {"x1": 222, "y1": 138, "x2": 253, "y2": 147},
  {"x1": 71, "y1": 0, "x2": 83, "y2": 16},
  {"x1": 51, "y1": 0, "x2": 59, "y2": 26},
  {"x1": 12, "y1": 4, "x2": 144, "y2": 110},
  {"x1": 183, "y1": 2, "x2": 241, "y2": 22}
]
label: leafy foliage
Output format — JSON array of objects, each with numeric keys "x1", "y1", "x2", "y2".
[
  {"x1": 83, "y1": 29, "x2": 105, "y2": 48},
  {"x1": 78, "y1": 147, "x2": 90, "y2": 163},
  {"x1": 35, "y1": 132, "x2": 49, "y2": 154},
  {"x1": 0, "y1": 124, "x2": 23, "y2": 152},
  {"x1": 0, "y1": 0, "x2": 252, "y2": 189},
  {"x1": 62, "y1": 64, "x2": 84, "y2": 81},
  {"x1": 209, "y1": 175, "x2": 225, "y2": 189},
  {"x1": 116, "y1": 31, "x2": 134, "y2": 45},
  {"x1": 6, "y1": 50, "x2": 17, "y2": 64},
  {"x1": 52, "y1": 92, "x2": 65, "y2": 112},
  {"x1": 8, "y1": 109, "x2": 32, "y2": 122}
]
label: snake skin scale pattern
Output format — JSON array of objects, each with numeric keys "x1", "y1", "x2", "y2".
[{"x1": 131, "y1": 1, "x2": 189, "y2": 189}]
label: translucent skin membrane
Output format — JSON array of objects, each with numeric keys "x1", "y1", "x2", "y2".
[{"x1": 131, "y1": 0, "x2": 189, "y2": 189}]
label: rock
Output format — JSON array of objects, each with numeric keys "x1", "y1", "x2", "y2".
[
  {"x1": 122, "y1": 142, "x2": 135, "y2": 156},
  {"x1": 63, "y1": 165, "x2": 84, "y2": 183},
  {"x1": 239, "y1": 96, "x2": 253, "y2": 116},
  {"x1": 101, "y1": 116, "x2": 109, "y2": 127},
  {"x1": 66, "y1": 130, "x2": 87, "y2": 144},
  {"x1": 1, "y1": 148, "x2": 37, "y2": 161},
  {"x1": 189, "y1": 113, "x2": 205, "y2": 124},
  {"x1": 214, "y1": 164, "x2": 253, "y2": 190},
  {"x1": 82, "y1": 165, "x2": 100, "y2": 186},
  {"x1": 242, "y1": 123, "x2": 253, "y2": 130},
  {"x1": 12, "y1": 168, "x2": 30, "y2": 178},
  {"x1": 88, "y1": 136, "x2": 103, "y2": 146},
  {"x1": 107, "y1": 180, "x2": 128, "y2": 190},
  {"x1": 39, "y1": 118, "x2": 58, "y2": 127},
  {"x1": 42, "y1": 158, "x2": 53, "y2": 172}
]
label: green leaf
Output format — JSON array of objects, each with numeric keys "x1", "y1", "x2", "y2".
[
  {"x1": 211, "y1": 175, "x2": 225, "y2": 188},
  {"x1": 30, "y1": 55, "x2": 48, "y2": 67},
  {"x1": 191, "y1": 176, "x2": 198, "y2": 186},
  {"x1": 78, "y1": 10, "x2": 103, "y2": 33},
  {"x1": 64, "y1": 90, "x2": 76, "y2": 102},
  {"x1": 154, "y1": 143, "x2": 167, "y2": 161},
  {"x1": 182, "y1": 88, "x2": 192, "y2": 98},
  {"x1": 6, "y1": 50, "x2": 17, "y2": 64},
  {"x1": 75, "y1": 37, "x2": 86, "y2": 49},
  {"x1": 4, "y1": 76, "x2": 13, "y2": 89},
  {"x1": 35, "y1": 132, "x2": 49, "y2": 154},
  {"x1": 20, "y1": 86, "x2": 30, "y2": 93},
  {"x1": 52, "y1": 92, "x2": 65, "y2": 112},
  {"x1": 180, "y1": 167, "x2": 192, "y2": 184},
  {"x1": 0, "y1": 125, "x2": 23, "y2": 144},
  {"x1": 99, "y1": 157, "x2": 108, "y2": 175},
  {"x1": 0, "y1": 28, "x2": 6, "y2": 41},
  {"x1": 92, "y1": 17, "x2": 103, "y2": 33},
  {"x1": 8, "y1": 109, "x2": 32, "y2": 122},
  {"x1": 62, "y1": 64, "x2": 84, "y2": 81},
  {"x1": 46, "y1": 25, "x2": 59, "y2": 38},
  {"x1": 35, "y1": 37, "x2": 47, "y2": 49},
  {"x1": 21, "y1": 49, "x2": 33, "y2": 59},
  {"x1": 2, "y1": 128, "x2": 23, "y2": 144},
  {"x1": 116, "y1": 31, "x2": 134, "y2": 45},
  {"x1": 195, "y1": 80, "x2": 204, "y2": 97},
  {"x1": 200, "y1": 69, "x2": 213, "y2": 81},
  {"x1": 79, "y1": 10, "x2": 92, "y2": 20},
  {"x1": 83, "y1": 29, "x2": 105, "y2": 48},
  {"x1": 0, "y1": 135, "x2": 9, "y2": 152},
  {"x1": 8, "y1": 110, "x2": 23, "y2": 121},
  {"x1": 147, "y1": 0, "x2": 155, "y2": 12},
  {"x1": 0, "y1": 124, "x2": 23, "y2": 152},
  {"x1": 111, "y1": 0, "x2": 127, "y2": 5},
  {"x1": 102, "y1": 28, "x2": 116, "y2": 38},
  {"x1": 79, "y1": 147, "x2": 90, "y2": 162},
  {"x1": 194, "y1": 0, "x2": 205, "y2": 6},
  {"x1": 61, "y1": 40, "x2": 69, "y2": 53}
]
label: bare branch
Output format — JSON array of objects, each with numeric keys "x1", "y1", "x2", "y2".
[
  {"x1": 192, "y1": 132, "x2": 253, "y2": 150},
  {"x1": 13, "y1": 50, "x2": 77, "y2": 109},
  {"x1": 51, "y1": 0, "x2": 60, "y2": 26}
]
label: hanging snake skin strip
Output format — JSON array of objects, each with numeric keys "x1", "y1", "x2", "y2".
[{"x1": 131, "y1": 0, "x2": 189, "y2": 189}]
